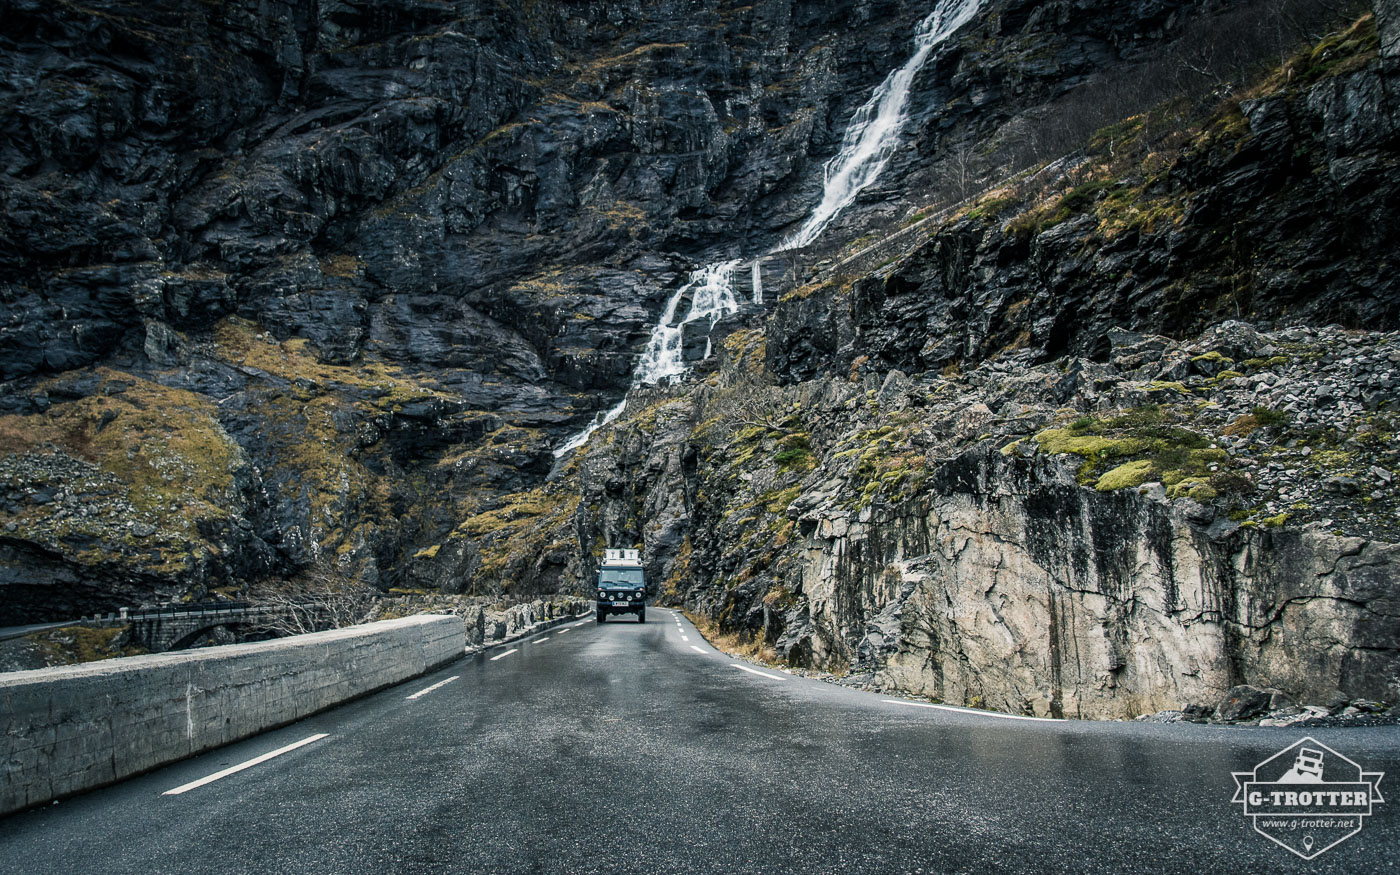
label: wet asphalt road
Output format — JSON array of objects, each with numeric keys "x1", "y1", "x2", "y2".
[{"x1": 1, "y1": 607, "x2": 1397, "y2": 874}]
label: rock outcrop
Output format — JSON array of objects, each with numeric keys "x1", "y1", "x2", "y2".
[
  {"x1": 771, "y1": 11, "x2": 1400, "y2": 382},
  {"x1": 562, "y1": 319, "x2": 1399, "y2": 719},
  {"x1": 789, "y1": 447, "x2": 1396, "y2": 718}
]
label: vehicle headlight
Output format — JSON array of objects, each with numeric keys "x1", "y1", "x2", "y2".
[{"x1": 598, "y1": 590, "x2": 606, "y2": 599}]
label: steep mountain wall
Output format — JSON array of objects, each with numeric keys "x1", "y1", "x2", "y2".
[
  {"x1": 770, "y1": 12, "x2": 1400, "y2": 382},
  {"x1": 1, "y1": 0, "x2": 1273, "y2": 619},
  {"x1": 0, "y1": 0, "x2": 943, "y2": 618},
  {"x1": 1, "y1": 0, "x2": 1394, "y2": 720}
]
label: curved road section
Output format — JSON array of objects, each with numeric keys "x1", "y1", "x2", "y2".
[{"x1": 1, "y1": 609, "x2": 1396, "y2": 873}]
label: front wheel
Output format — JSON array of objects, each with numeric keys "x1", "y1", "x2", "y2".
[
  {"x1": 596, "y1": 610, "x2": 606, "y2": 623},
  {"x1": 638, "y1": 609, "x2": 646, "y2": 623}
]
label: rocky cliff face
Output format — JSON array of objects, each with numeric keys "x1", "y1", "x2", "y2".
[
  {"x1": 491, "y1": 8, "x2": 1400, "y2": 718},
  {"x1": 0, "y1": 0, "x2": 945, "y2": 618},
  {"x1": 1, "y1": 0, "x2": 1395, "y2": 718},
  {"x1": 561, "y1": 318, "x2": 1399, "y2": 718},
  {"x1": 771, "y1": 11, "x2": 1400, "y2": 382},
  {"x1": 1, "y1": 0, "x2": 1273, "y2": 620}
]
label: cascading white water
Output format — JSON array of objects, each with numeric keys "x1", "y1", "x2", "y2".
[
  {"x1": 775, "y1": 0, "x2": 982, "y2": 251},
  {"x1": 635, "y1": 260, "x2": 742, "y2": 385},
  {"x1": 751, "y1": 260, "x2": 763, "y2": 305},
  {"x1": 551, "y1": 395, "x2": 628, "y2": 458},
  {"x1": 555, "y1": 0, "x2": 981, "y2": 457},
  {"x1": 552, "y1": 261, "x2": 740, "y2": 458}
]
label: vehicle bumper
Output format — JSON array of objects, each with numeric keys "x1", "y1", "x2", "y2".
[{"x1": 596, "y1": 602, "x2": 645, "y2": 615}]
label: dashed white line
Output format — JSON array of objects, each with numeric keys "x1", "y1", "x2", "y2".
[
  {"x1": 405, "y1": 675, "x2": 459, "y2": 700},
  {"x1": 531, "y1": 636, "x2": 549, "y2": 644},
  {"x1": 881, "y1": 699, "x2": 1061, "y2": 722},
  {"x1": 570, "y1": 620, "x2": 590, "y2": 628},
  {"x1": 690, "y1": 645, "x2": 707, "y2": 654},
  {"x1": 732, "y1": 664, "x2": 787, "y2": 681},
  {"x1": 490, "y1": 648, "x2": 518, "y2": 661},
  {"x1": 163, "y1": 733, "x2": 329, "y2": 796},
  {"x1": 556, "y1": 628, "x2": 570, "y2": 635},
  {"x1": 681, "y1": 635, "x2": 690, "y2": 642}
]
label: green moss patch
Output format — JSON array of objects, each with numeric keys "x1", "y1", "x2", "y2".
[
  {"x1": 1095, "y1": 460, "x2": 1155, "y2": 491},
  {"x1": 1035, "y1": 429, "x2": 1149, "y2": 460},
  {"x1": 1036, "y1": 406, "x2": 1235, "y2": 492}
]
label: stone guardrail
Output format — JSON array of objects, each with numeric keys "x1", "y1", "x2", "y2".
[{"x1": 0, "y1": 614, "x2": 463, "y2": 816}]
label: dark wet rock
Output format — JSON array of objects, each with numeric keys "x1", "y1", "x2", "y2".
[
  {"x1": 1382, "y1": 0, "x2": 1400, "y2": 59},
  {"x1": 1215, "y1": 685, "x2": 1276, "y2": 723},
  {"x1": 768, "y1": 31, "x2": 1400, "y2": 384}
]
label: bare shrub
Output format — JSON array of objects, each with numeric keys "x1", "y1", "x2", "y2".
[{"x1": 248, "y1": 565, "x2": 376, "y2": 637}]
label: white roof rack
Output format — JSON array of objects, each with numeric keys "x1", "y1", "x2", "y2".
[{"x1": 603, "y1": 549, "x2": 642, "y2": 565}]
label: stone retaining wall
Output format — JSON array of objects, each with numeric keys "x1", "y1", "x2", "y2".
[{"x1": 0, "y1": 614, "x2": 463, "y2": 815}]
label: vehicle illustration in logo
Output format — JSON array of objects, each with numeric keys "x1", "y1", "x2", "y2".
[{"x1": 1231, "y1": 737, "x2": 1385, "y2": 859}]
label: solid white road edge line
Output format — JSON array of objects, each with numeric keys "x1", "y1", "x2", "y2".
[
  {"x1": 732, "y1": 664, "x2": 787, "y2": 681},
  {"x1": 490, "y1": 648, "x2": 519, "y2": 661},
  {"x1": 881, "y1": 699, "x2": 1061, "y2": 722},
  {"x1": 405, "y1": 675, "x2": 460, "y2": 700},
  {"x1": 163, "y1": 733, "x2": 329, "y2": 796},
  {"x1": 690, "y1": 645, "x2": 707, "y2": 654}
]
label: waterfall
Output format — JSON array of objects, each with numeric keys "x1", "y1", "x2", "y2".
[
  {"x1": 750, "y1": 260, "x2": 763, "y2": 305},
  {"x1": 775, "y1": 0, "x2": 982, "y2": 251},
  {"x1": 551, "y1": 396, "x2": 628, "y2": 458},
  {"x1": 554, "y1": 0, "x2": 981, "y2": 457},
  {"x1": 552, "y1": 261, "x2": 739, "y2": 458},
  {"x1": 635, "y1": 260, "x2": 742, "y2": 385}
]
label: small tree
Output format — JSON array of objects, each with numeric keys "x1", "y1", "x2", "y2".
[
  {"x1": 938, "y1": 139, "x2": 984, "y2": 203},
  {"x1": 248, "y1": 564, "x2": 376, "y2": 637}
]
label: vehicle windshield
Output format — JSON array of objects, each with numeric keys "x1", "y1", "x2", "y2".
[{"x1": 599, "y1": 568, "x2": 644, "y2": 586}]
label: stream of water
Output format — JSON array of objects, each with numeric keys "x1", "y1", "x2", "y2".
[
  {"x1": 774, "y1": 0, "x2": 982, "y2": 251},
  {"x1": 554, "y1": 0, "x2": 982, "y2": 458}
]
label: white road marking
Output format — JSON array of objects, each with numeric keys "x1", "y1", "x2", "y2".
[
  {"x1": 732, "y1": 664, "x2": 787, "y2": 681},
  {"x1": 556, "y1": 628, "x2": 569, "y2": 635},
  {"x1": 405, "y1": 675, "x2": 459, "y2": 700},
  {"x1": 681, "y1": 635, "x2": 689, "y2": 642},
  {"x1": 570, "y1": 620, "x2": 589, "y2": 627},
  {"x1": 881, "y1": 699, "x2": 1061, "y2": 722},
  {"x1": 490, "y1": 648, "x2": 518, "y2": 661},
  {"x1": 531, "y1": 636, "x2": 549, "y2": 644},
  {"x1": 163, "y1": 733, "x2": 328, "y2": 796},
  {"x1": 690, "y1": 645, "x2": 707, "y2": 654}
]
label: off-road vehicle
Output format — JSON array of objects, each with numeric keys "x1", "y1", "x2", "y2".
[{"x1": 596, "y1": 549, "x2": 646, "y2": 623}]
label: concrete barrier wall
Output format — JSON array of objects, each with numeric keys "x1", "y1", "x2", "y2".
[{"x1": 0, "y1": 614, "x2": 463, "y2": 816}]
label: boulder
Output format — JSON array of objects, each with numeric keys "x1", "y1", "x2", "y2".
[{"x1": 1215, "y1": 685, "x2": 1275, "y2": 722}]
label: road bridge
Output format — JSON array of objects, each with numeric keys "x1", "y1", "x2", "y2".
[{"x1": 118, "y1": 602, "x2": 293, "y2": 652}]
